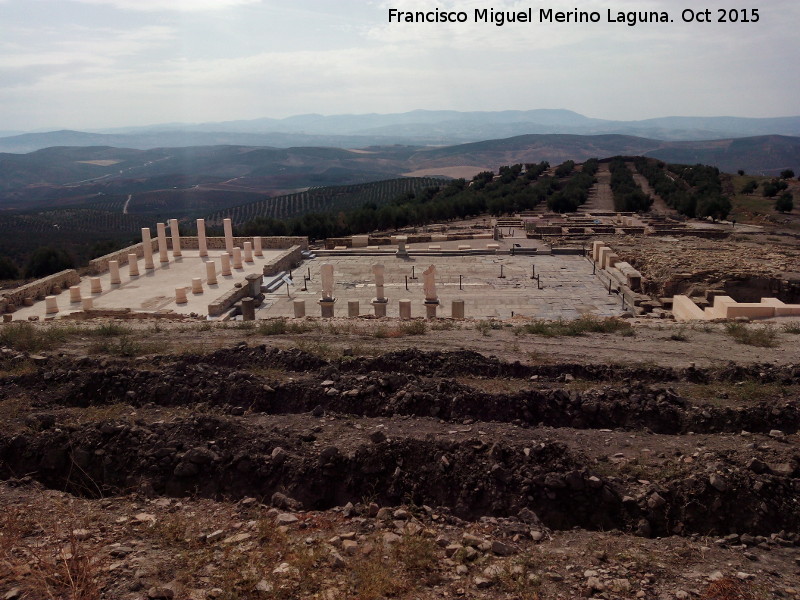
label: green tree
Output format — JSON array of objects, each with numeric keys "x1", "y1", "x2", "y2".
[
  {"x1": 780, "y1": 169, "x2": 795, "y2": 179},
  {"x1": 740, "y1": 180, "x2": 758, "y2": 194},
  {"x1": 737, "y1": 169, "x2": 745, "y2": 176},
  {"x1": 0, "y1": 255, "x2": 19, "y2": 280},
  {"x1": 24, "y1": 247, "x2": 75, "y2": 278},
  {"x1": 776, "y1": 192, "x2": 794, "y2": 213}
]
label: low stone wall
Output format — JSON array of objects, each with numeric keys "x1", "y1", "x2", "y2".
[
  {"x1": 88, "y1": 241, "x2": 156, "y2": 274},
  {"x1": 263, "y1": 246, "x2": 303, "y2": 277},
  {"x1": 182, "y1": 236, "x2": 308, "y2": 251},
  {"x1": 1, "y1": 270, "x2": 81, "y2": 312},
  {"x1": 208, "y1": 274, "x2": 264, "y2": 318}
]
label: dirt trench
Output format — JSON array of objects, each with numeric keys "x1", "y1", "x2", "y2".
[{"x1": 1, "y1": 347, "x2": 800, "y2": 542}]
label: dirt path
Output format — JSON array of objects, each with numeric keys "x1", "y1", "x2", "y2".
[
  {"x1": 581, "y1": 162, "x2": 615, "y2": 212},
  {"x1": 632, "y1": 171, "x2": 674, "y2": 215}
]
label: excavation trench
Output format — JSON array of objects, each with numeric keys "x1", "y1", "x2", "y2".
[{"x1": 2, "y1": 347, "x2": 800, "y2": 541}]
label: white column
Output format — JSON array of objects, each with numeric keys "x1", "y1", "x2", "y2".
[
  {"x1": 157, "y1": 222, "x2": 169, "y2": 263},
  {"x1": 81, "y1": 297, "x2": 93, "y2": 310},
  {"x1": 128, "y1": 253, "x2": 139, "y2": 277},
  {"x1": 90, "y1": 277, "x2": 102, "y2": 294},
  {"x1": 243, "y1": 242, "x2": 254, "y2": 263},
  {"x1": 191, "y1": 278, "x2": 203, "y2": 294},
  {"x1": 197, "y1": 219, "x2": 208, "y2": 257},
  {"x1": 254, "y1": 236, "x2": 263, "y2": 257},
  {"x1": 399, "y1": 299, "x2": 412, "y2": 319},
  {"x1": 221, "y1": 254, "x2": 232, "y2": 276},
  {"x1": 206, "y1": 261, "x2": 217, "y2": 285},
  {"x1": 169, "y1": 218, "x2": 182, "y2": 258},
  {"x1": 142, "y1": 228, "x2": 155, "y2": 270},
  {"x1": 69, "y1": 286, "x2": 82, "y2": 303},
  {"x1": 109, "y1": 260, "x2": 121, "y2": 285},
  {"x1": 175, "y1": 287, "x2": 188, "y2": 304},
  {"x1": 232, "y1": 247, "x2": 243, "y2": 269},
  {"x1": 45, "y1": 295, "x2": 59, "y2": 314},
  {"x1": 223, "y1": 218, "x2": 234, "y2": 255}
]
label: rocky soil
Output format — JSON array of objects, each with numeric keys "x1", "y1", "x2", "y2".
[{"x1": 1, "y1": 319, "x2": 800, "y2": 599}]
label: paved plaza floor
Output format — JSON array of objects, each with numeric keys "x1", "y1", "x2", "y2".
[
  {"x1": 10, "y1": 249, "x2": 285, "y2": 321},
  {"x1": 257, "y1": 253, "x2": 622, "y2": 320}
]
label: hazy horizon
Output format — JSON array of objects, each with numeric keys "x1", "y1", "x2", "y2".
[{"x1": 1, "y1": 0, "x2": 798, "y2": 131}]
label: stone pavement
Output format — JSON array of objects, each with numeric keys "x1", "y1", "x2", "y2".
[
  {"x1": 257, "y1": 254, "x2": 622, "y2": 320},
  {"x1": 9, "y1": 249, "x2": 285, "y2": 321}
]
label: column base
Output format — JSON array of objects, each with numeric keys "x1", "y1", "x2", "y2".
[
  {"x1": 372, "y1": 298, "x2": 388, "y2": 317},
  {"x1": 424, "y1": 300, "x2": 439, "y2": 319},
  {"x1": 319, "y1": 298, "x2": 336, "y2": 318}
]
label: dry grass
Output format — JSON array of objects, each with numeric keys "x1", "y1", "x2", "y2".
[
  {"x1": 724, "y1": 322, "x2": 779, "y2": 348},
  {"x1": 0, "y1": 502, "x2": 101, "y2": 600},
  {"x1": 700, "y1": 576, "x2": 758, "y2": 600}
]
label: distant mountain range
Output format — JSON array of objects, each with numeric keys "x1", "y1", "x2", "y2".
[{"x1": 1, "y1": 109, "x2": 800, "y2": 153}]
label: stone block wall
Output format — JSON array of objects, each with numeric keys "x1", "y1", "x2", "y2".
[
  {"x1": 88, "y1": 241, "x2": 157, "y2": 274},
  {"x1": 1, "y1": 269, "x2": 81, "y2": 312},
  {"x1": 263, "y1": 246, "x2": 303, "y2": 277},
  {"x1": 208, "y1": 274, "x2": 264, "y2": 317}
]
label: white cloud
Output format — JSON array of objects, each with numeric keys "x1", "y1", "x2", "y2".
[{"x1": 68, "y1": 0, "x2": 262, "y2": 11}]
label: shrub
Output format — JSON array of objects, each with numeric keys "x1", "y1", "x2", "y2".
[{"x1": 724, "y1": 322, "x2": 778, "y2": 347}]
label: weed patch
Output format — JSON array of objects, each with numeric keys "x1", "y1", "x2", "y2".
[
  {"x1": 515, "y1": 316, "x2": 633, "y2": 337},
  {"x1": 724, "y1": 322, "x2": 778, "y2": 347}
]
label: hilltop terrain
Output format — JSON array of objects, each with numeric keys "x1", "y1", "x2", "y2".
[{"x1": 1, "y1": 315, "x2": 800, "y2": 599}]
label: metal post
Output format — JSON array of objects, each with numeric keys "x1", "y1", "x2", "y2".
[
  {"x1": 307, "y1": 267, "x2": 311, "y2": 280},
  {"x1": 411, "y1": 265, "x2": 417, "y2": 280},
  {"x1": 405, "y1": 276, "x2": 409, "y2": 291},
  {"x1": 592, "y1": 261, "x2": 596, "y2": 275},
  {"x1": 536, "y1": 275, "x2": 541, "y2": 290},
  {"x1": 499, "y1": 264, "x2": 505, "y2": 279},
  {"x1": 302, "y1": 278, "x2": 308, "y2": 292},
  {"x1": 459, "y1": 275, "x2": 463, "y2": 290},
  {"x1": 608, "y1": 279, "x2": 612, "y2": 295},
  {"x1": 289, "y1": 269, "x2": 293, "y2": 280}
]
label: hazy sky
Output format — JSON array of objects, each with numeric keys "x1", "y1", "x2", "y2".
[{"x1": 1, "y1": 0, "x2": 798, "y2": 131}]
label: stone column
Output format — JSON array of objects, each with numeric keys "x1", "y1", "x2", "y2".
[
  {"x1": 221, "y1": 254, "x2": 232, "y2": 276},
  {"x1": 191, "y1": 278, "x2": 203, "y2": 294},
  {"x1": 232, "y1": 247, "x2": 243, "y2": 269},
  {"x1": 197, "y1": 219, "x2": 208, "y2": 257},
  {"x1": 451, "y1": 300, "x2": 465, "y2": 319},
  {"x1": 241, "y1": 297, "x2": 255, "y2": 321},
  {"x1": 396, "y1": 236, "x2": 409, "y2": 258},
  {"x1": 169, "y1": 218, "x2": 182, "y2": 258},
  {"x1": 244, "y1": 241, "x2": 254, "y2": 263},
  {"x1": 293, "y1": 299, "x2": 306, "y2": 318},
  {"x1": 175, "y1": 287, "x2": 188, "y2": 304},
  {"x1": 128, "y1": 254, "x2": 139, "y2": 277},
  {"x1": 69, "y1": 286, "x2": 82, "y2": 303},
  {"x1": 142, "y1": 227, "x2": 155, "y2": 270},
  {"x1": 206, "y1": 261, "x2": 217, "y2": 285},
  {"x1": 254, "y1": 236, "x2": 263, "y2": 257},
  {"x1": 223, "y1": 218, "x2": 234, "y2": 255},
  {"x1": 81, "y1": 297, "x2": 93, "y2": 310},
  {"x1": 157, "y1": 222, "x2": 169, "y2": 263},
  {"x1": 319, "y1": 263, "x2": 335, "y2": 317},
  {"x1": 399, "y1": 299, "x2": 412, "y2": 319},
  {"x1": 109, "y1": 260, "x2": 121, "y2": 285},
  {"x1": 422, "y1": 264, "x2": 439, "y2": 318},
  {"x1": 45, "y1": 295, "x2": 58, "y2": 314},
  {"x1": 348, "y1": 300, "x2": 360, "y2": 317},
  {"x1": 372, "y1": 263, "x2": 388, "y2": 317},
  {"x1": 90, "y1": 277, "x2": 102, "y2": 294}
]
